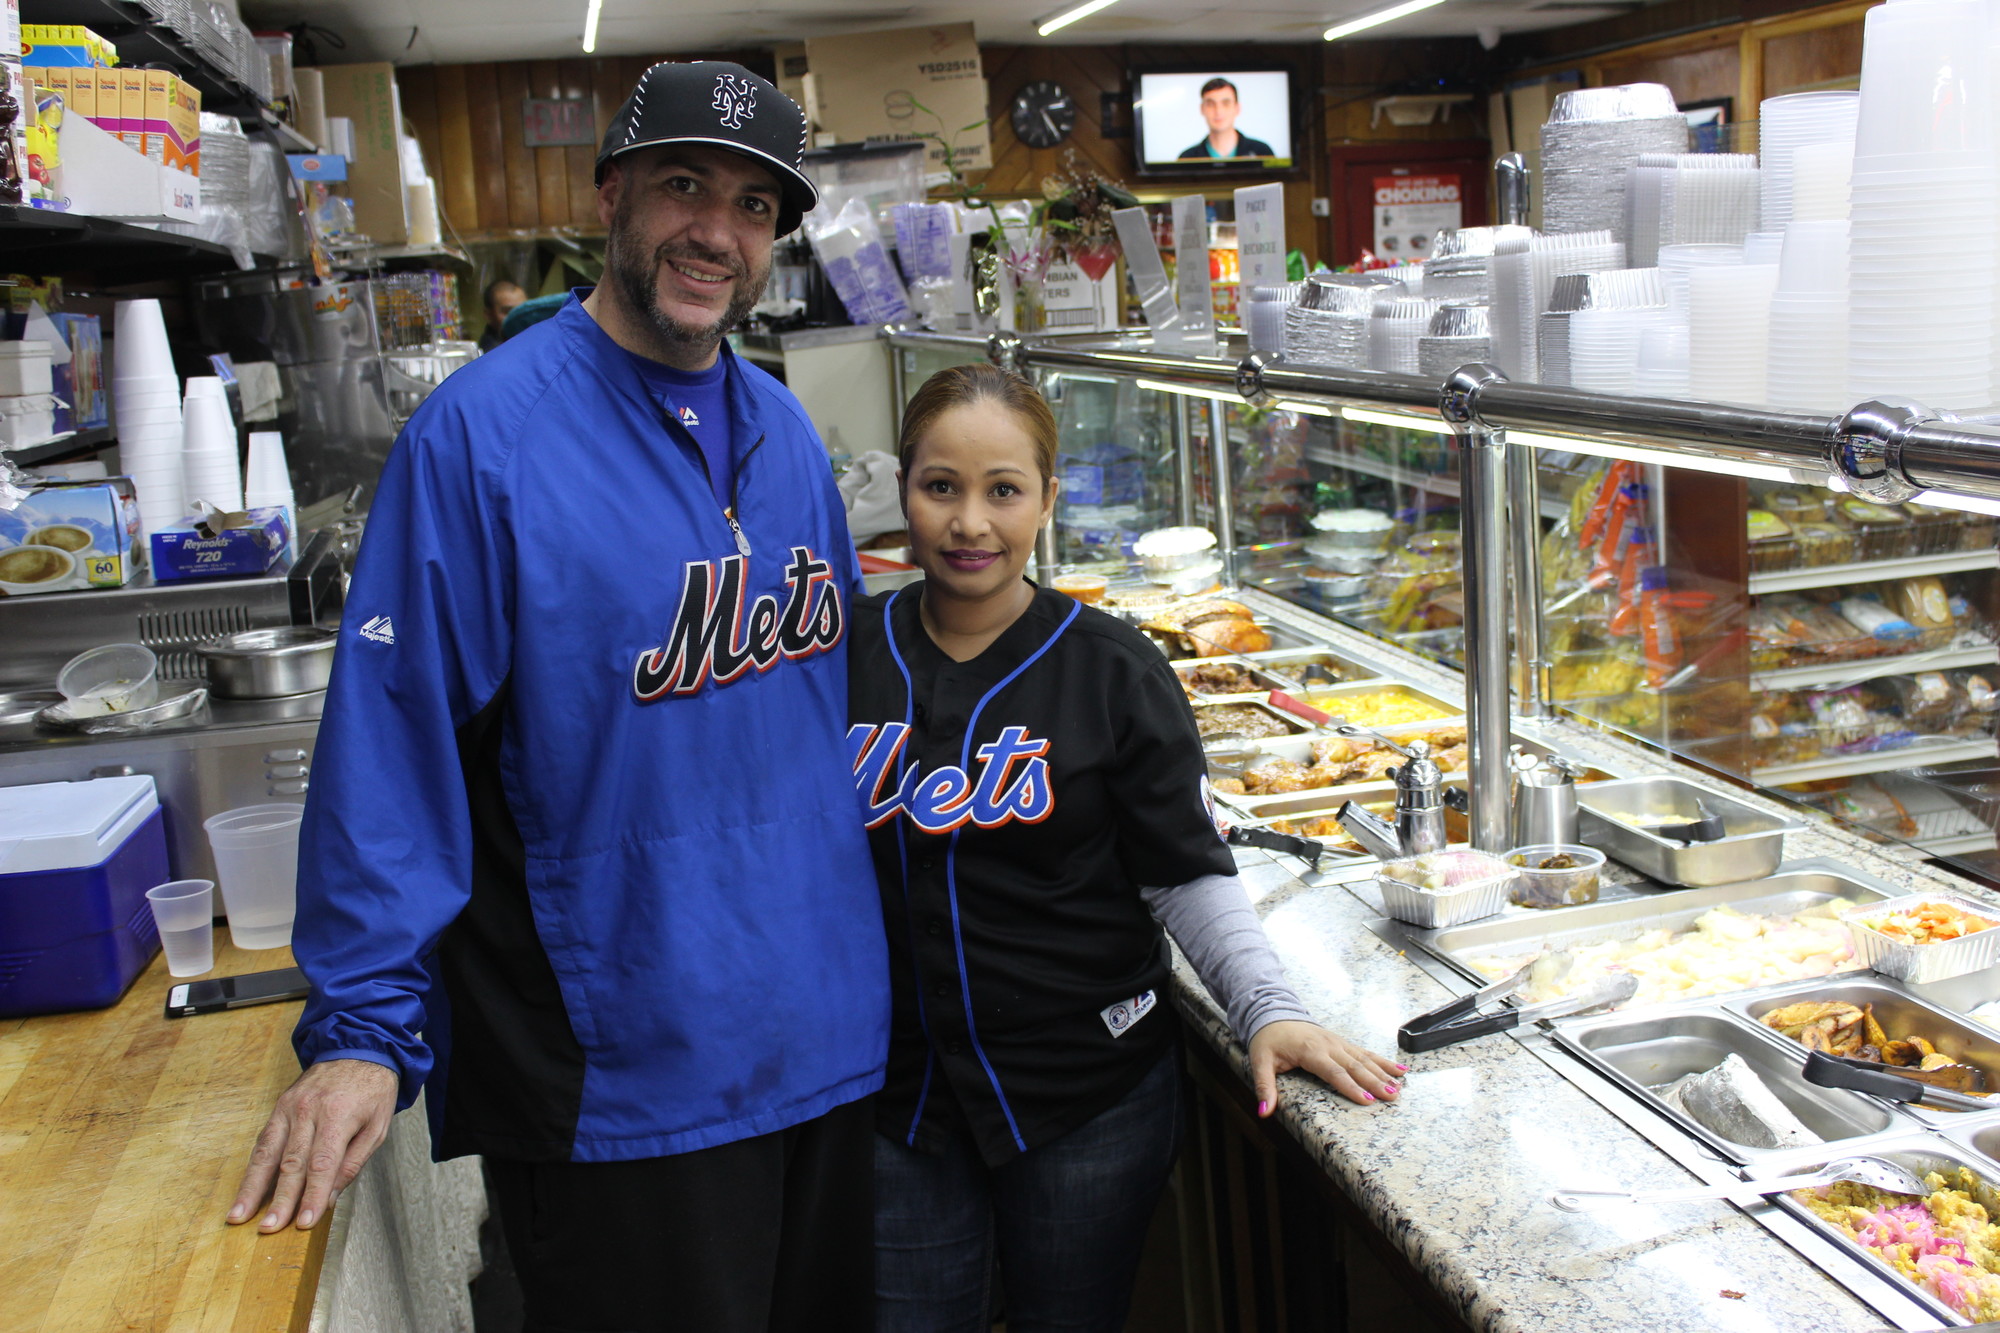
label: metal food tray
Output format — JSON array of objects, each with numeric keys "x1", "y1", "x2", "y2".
[
  {"x1": 1403, "y1": 861, "x2": 1900, "y2": 993},
  {"x1": 1192, "y1": 699, "x2": 1313, "y2": 749},
  {"x1": 1577, "y1": 775, "x2": 1805, "y2": 887},
  {"x1": 1207, "y1": 724, "x2": 1474, "y2": 816},
  {"x1": 1726, "y1": 976, "x2": 2000, "y2": 1126},
  {"x1": 1748, "y1": 1137, "x2": 2000, "y2": 1329},
  {"x1": 1548, "y1": 1003, "x2": 1910, "y2": 1164},
  {"x1": 1231, "y1": 782, "x2": 1472, "y2": 850},
  {"x1": 1239, "y1": 647, "x2": 1389, "y2": 692},
  {"x1": 1291, "y1": 678, "x2": 1465, "y2": 728},
  {"x1": 1173, "y1": 649, "x2": 1383, "y2": 702}
]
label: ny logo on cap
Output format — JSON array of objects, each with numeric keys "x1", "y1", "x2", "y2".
[{"x1": 713, "y1": 73, "x2": 757, "y2": 130}]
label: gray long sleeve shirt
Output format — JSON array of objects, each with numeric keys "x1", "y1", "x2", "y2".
[{"x1": 1143, "y1": 873, "x2": 1314, "y2": 1045}]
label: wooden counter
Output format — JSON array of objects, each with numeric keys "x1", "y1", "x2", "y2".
[{"x1": 0, "y1": 935, "x2": 328, "y2": 1333}]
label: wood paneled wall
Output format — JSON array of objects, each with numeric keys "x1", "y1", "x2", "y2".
[{"x1": 397, "y1": 52, "x2": 771, "y2": 239}]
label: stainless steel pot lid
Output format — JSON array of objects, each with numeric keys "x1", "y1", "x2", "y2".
[{"x1": 196, "y1": 627, "x2": 338, "y2": 659}]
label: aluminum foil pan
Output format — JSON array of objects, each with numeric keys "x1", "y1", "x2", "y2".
[
  {"x1": 1548, "y1": 83, "x2": 1682, "y2": 123},
  {"x1": 1845, "y1": 893, "x2": 2000, "y2": 985},
  {"x1": 1296, "y1": 272, "x2": 1404, "y2": 314},
  {"x1": 1376, "y1": 852, "x2": 1516, "y2": 929},
  {"x1": 1547, "y1": 266, "x2": 1667, "y2": 312},
  {"x1": 37, "y1": 687, "x2": 210, "y2": 733},
  {"x1": 1426, "y1": 301, "x2": 1490, "y2": 338},
  {"x1": 1429, "y1": 225, "x2": 1536, "y2": 263},
  {"x1": 1419, "y1": 335, "x2": 1495, "y2": 379}
]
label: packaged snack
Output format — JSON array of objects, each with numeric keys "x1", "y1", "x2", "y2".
[
  {"x1": 1790, "y1": 521, "x2": 1854, "y2": 567},
  {"x1": 1832, "y1": 497, "x2": 1913, "y2": 560},
  {"x1": 1880, "y1": 671, "x2": 1957, "y2": 726},
  {"x1": 1838, "y1": 595, "x2": 1922, "y2": 643},
  {"x1": 1748, "y1": 508, "x2": 1795, "y2": 573},
  {"x1": 1889, "y1": 576, "x2": 1954, "y2": 632},
  {"x1": 1763, "y1": 489, "x2": 1828, "y2": 524}
]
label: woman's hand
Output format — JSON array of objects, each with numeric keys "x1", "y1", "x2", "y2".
[{"x1": 1248, "y1": 1019, "x2": 1406, "y2": 1114}]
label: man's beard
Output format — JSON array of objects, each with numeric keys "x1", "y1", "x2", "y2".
[{"x1": 606, "y1": 197, "x2": 767, "y2": 357}]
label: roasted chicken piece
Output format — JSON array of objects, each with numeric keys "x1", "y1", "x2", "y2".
[
  {"x1": 1243, "y1": 759, "x2": 1314, "y2": 795},
  {"x1": 1142, "y1": 599, "x2": 1257, "y2": 633},
  {"x1": 1183, "y1": 619, "x2": 1273, "y2": 656},
  {"x1": 1309, "y1": 736, "x2": 1372, "y2": 770},
  {"x1": 1212, "y1": 777, "x2": 1247, "y2": 796},
  {"x1": 1762, "y1": 1001, "x2": 1868, "y2": 1055},
  {"x1": 1342, "y1": 750, "x2": 1404, "y2": 784}
]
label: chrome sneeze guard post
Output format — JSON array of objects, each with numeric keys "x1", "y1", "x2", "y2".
[
  {"x1": 1443, "y1": 364, "x2": 1514, "y2": 853},
  {"x1": 1175, "y1": 393, "x2": 1197, "y2": 527},
  {"x1": 1208, "y1": 394, "x2": 1237, "y2": 583},
  {"x1": 1509, "y1": 444, "x2": 1554, "y2": 720}
]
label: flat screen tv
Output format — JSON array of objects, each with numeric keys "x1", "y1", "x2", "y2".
[{"x1": 1132, "y1": 67, "x2": 1297, "y2": 175}]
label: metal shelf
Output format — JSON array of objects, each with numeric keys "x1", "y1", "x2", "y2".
[
  {"x1": 0, "y1": 203, "x2": 238, "y2": 283},
  {"x1": 1305, "y1": 442, "x2": 1569, "y2": 519},
  {"x1": 28, "y1": 0, "x2": 267, "y2": 117},
  {"x1": 4, "y1": 426, "x2": 113, "y2": 469},
  {"x1": 1755, "y1": 737, "x2": 2000, "y2": 784},
  {"x1": 1748, "y1": 549, "x2": 2000, "y2": 595},
  {"x1": 1751, "y1": 638, "x2": 2000, "y2": 692},
  {"x1": 1917, "y1": 831, "x2": 2000, "y2": 857}
]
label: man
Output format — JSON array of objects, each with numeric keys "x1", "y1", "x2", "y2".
[
  {"x1": 1178, "y1": 77, "x2": 1276, "y2": 160},
  {"x1": 227, "y1": 62, "x2": 888, "y2": 1333},
  {"x1": 476, "y1": 277, "x2": 526, "y2": 350}
]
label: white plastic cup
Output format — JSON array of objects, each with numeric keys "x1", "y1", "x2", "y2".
[
  {"x1": 183, "y1": 376, "x2": 226, "y2": 403},
  {"x1": 245, "y1": 431, "x2": 291, "y2": 497},
  {"x1": 146, "y1": 879, "x2": 215, "y2": 976},
  {"x1": 113, "y1": 300, "x2": 176, "y2": 381},
  {"x1": 183, "y1": 448, "x2": 245, "y2": 512},
  {"x1": 204, "y1": 804, "x2": 305, "y2": 950}
]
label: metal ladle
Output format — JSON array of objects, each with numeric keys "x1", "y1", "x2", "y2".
[{"x1": 1547, "y1": 1154, "x2": 1928, "y2": 1213}]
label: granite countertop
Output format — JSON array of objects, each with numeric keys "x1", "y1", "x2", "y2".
[{"x1": 1167, "y1": 592, "x2": 1979, "y2": 1333}]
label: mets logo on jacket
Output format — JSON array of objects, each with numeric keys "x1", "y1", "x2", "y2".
[{"x1": 633, "y1": 547, "x2": 843, "y2": 699}]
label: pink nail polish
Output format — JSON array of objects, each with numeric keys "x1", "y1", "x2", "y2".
[
  {"x1": 1257, "y1": 1099, "x2": 1270, "y2": 1116},
  {"x1": 1382, "y1": 1084, "x2": 1397, "y2": 1096},
  {"x1": 1361, "y1": 1091, "x2": 1376, "y2": 1103},
  {"x1": 1395, "y1": 1063, "x2": 1410, "y2": 1072}
]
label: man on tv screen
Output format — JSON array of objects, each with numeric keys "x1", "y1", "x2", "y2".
[{"x1": 1179, "y1": 78, "x2": 1276, "y2": 160}]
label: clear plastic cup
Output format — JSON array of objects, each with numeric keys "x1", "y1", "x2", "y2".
[
  {"x1": 146, "y1": 879, "x2": 215, "y2": 976},
  {"x1": 204, "y1": 804, "x2": 305, "y2": 950},
  {"x1": 57, "y1": 643, "x2": 159, "y2": 716}
]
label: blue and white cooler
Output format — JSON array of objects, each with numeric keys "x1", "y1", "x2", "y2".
[{"x1": 0, "y1": 775, "x2": 170, "y2": 1017}]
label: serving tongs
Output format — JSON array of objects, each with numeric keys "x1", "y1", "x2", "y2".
[
  {"x1": 1639, "y1": 801, "x2": 1727, "y2": 843},
  {"x1": 1802, "y1": 1050, "x2": 1995, "y2": 1111},
  {"x1": 1397, "y1": 968, "x2": 1637, "y2": 1053},
  {"x1": 1224, "y1": 824, "x2": 1341, "y2": 871}
]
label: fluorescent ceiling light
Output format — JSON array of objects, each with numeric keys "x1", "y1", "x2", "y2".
[
  {"x1": 1038, "y1": 0, "x2": 1120, "y2": 36},
  {"x1": 582, "y1": 0, "x2": 603, "y2": 52},
  {"x1": 1509, "y1": 429, "x2": 1801, "y2": 483},
  {"x1": 1135, "y1": 378, "x2": 1244, "y2": 403},
  {"x1": 1340, "y1": 405, "x2": 1450, "y2": 433},
  {"x1": 1275, "y1": 399, "x2": 1339, "y2": 418},
  {"x1": 1324, "y1": 0, "x2": 1451, "y2": 42},
  {"x1": 1912, "y1": 489, "x2": 2000, "y2": 517}
]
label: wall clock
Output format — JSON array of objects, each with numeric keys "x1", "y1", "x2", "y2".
[{"x1": 1010, "y1": 80, "x2": 1077, "y2": 149}]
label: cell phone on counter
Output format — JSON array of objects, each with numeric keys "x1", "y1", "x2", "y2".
[{"x1": 165, "y1": 966, "x2": 309, "y2": 1018}]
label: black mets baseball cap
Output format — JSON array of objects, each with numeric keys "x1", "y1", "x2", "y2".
[{"x1": 596, "y1": 61, "x2": 819, "y2": 237}]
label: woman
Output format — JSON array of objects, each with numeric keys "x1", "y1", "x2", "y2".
[{"x1": 849, "y1": 364, "x2": 1407, "y2": 1332}]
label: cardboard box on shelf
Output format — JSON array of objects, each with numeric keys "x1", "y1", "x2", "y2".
[
  {"x1": 291, "y1": 67, "x2": 326, "y2": 151},
  {"x1": 312, "y1": 62, "x2": 407, "y2": 244},
  {"x1": 138, "y1": 69, "x2": 198, "y2": 173},
  {"x1": 0, "y1": 478, "x2": 142, "y2": 596},
  {"x1": 18, "y1": 23, "x2": 116, "y2": 68},
  {"x1": 803, "y1": 24, "x2": 991, "y2": 174},
  {"x1": 56, "y1": 110, "x2": 199, "y2": 222}
]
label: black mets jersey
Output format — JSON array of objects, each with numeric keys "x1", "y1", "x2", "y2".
[{"x1": 848, "y1": 581, "x2": 1236, "y2": 1164}]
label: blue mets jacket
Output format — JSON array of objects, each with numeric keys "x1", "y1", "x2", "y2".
[{"x1": 291, "y1": 295, "x2": 889, "y2": 1162}]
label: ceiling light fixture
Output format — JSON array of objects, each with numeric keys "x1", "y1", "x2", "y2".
[
  {"x1": 1323, "y1": 0, "x2": 1451, "y2": 42},
  {"x1": 1038, "y1": 0, "x2": 1120, "y2": 37},
  {"x1": 582, "y1": 0, "x2": 603, "y2": 53}
]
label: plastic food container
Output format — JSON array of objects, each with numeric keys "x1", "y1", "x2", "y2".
[
  {"x1": 1308, "y1": 508, "x2": 1396, "y2": 551},
  {"x1": 56, "y1": 643, "x2": 160, "y2": 717},
  {"x1": 1051, "y1": 573, "x2": 1108, "y2": 605},
  {"x1": 1376, "y1": 849, "x2": 1516, "y2": 929},
  {"x1": 1132, "y1": 526, "x2": 1218, "y2": 582},
  {"x1": 1504, "y1": 844, "x2": 1605, "y2": 909},
  {"x1": 1845, "y1": 893, "x2": 2000, "y2": 984}
]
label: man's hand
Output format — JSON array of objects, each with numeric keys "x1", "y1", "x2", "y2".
[
  {"x1": 1248, "y1": 1020, "x2": 1407, "y2": 1115},
  {"x1": 229, "y1": 1058, "x2": 399, "y2": 1232}
]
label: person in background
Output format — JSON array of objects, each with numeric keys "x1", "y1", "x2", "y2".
[
  {"x1": 850, "y1": 364, "x2": 1406, "y2": 1332},
  {"x1": 1178, "y1": 77, "x2": 1276, "y2": 160},
  {"x1": 228, "y1": 61, "x2": 887, "y2": 1333},
  {"x1": 476, "y1": 278, "x2": 526, "y2": 350}
]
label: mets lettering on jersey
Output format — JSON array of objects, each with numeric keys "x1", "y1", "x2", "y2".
[
  {"x1": 849, "y1": 722, "x2": 1055, "y2": 833},
  {"x1": 633, "y1": 546, "x2": 843, "y2": 700}
]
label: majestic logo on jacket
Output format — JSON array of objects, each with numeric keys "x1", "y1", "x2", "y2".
[
  {"x1": 848, "y1": 722, "x2": 1054, "y2": 834},
  {"x1": 633, "y1": 547, "x2": 843, "y2": 700},
  {"x1": 713, "y1": 73, "x2": 757, "y2": 130}
]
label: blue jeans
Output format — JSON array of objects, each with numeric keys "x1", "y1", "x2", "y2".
[{"x1": 873, "y1": 1046, "x2": 1184, "y2": 1333}]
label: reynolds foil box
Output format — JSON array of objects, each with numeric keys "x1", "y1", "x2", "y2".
[{"x1": 149, "y1": 508, "x2": 290, "y2": 582}]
